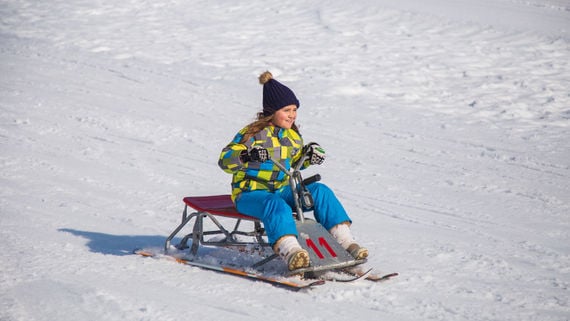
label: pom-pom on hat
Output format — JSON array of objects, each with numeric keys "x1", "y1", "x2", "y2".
[{"x1": 258, "y1": 71, "x2": 300, "y2": 116}]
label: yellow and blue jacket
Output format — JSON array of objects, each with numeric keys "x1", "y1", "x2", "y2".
[{"x1": 218, "y1": 125, "x2": 310, "y2": 202}]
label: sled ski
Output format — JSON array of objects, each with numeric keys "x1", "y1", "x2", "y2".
[
  {"x1": 309, "y1": 267, "x2": 373, "y2": 283},
  {"x1": 337, "y1": 265, "x2": 399, "y2": 282},
  {"x1": 134, "y1": 249, "x2": 324, "y2": 291},
  {"x1": 365, "y1": 272, "x2": 399, "y2": 282},
  {"x1": 309, "y1": 265, "x2": 399, "y2": 283}
]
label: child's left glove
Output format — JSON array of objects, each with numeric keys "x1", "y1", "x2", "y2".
[{"x1": 303, "y1": 142, "x2": 326, "y2": 165}]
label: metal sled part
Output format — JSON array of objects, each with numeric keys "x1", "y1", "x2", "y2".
[
  {"x1": 165, "y1": 195, "x2": 269, "y2": 255},
  {"x1": 292, "y1": 219, "x2": 366, "y2": 274}
]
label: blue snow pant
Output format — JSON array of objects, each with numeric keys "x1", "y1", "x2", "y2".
[{"x1": 235, "y1": 182, "x2": 351, "y2": 245}]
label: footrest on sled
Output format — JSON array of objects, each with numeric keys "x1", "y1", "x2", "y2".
[{"x1": 165, "y1": 195, "x2": 269, "y2": 256}]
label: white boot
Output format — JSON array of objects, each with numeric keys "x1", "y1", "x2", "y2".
[
  {"x1": 329, "y1": 223, "x2": 369, "y2": 260},
  {"x1": 274, "y1": 235, "x2": 310, "y2": 271}
]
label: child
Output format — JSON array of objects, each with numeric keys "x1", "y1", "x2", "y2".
[{"x1": 218, "y1": 71, "x2": 368, "y2": 271}]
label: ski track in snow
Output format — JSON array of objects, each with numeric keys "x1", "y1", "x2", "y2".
[{"x1": 1, "y1": 0, "x2": 569, "y2": 321}]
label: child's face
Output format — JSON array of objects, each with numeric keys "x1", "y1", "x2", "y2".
[{"x1": 271, "y1": 104, "x2": 297, "y2": 129}]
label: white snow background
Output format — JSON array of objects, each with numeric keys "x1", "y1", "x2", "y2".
[{"x1": 1, "y1": 0, "x2": 569, "y2": 320}]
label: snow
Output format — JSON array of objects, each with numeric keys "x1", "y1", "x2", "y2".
[{"x1": 1, "y1": 0, "x2": 569, "y2": 320}]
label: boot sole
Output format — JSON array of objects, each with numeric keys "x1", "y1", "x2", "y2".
[{"x1": 288, "y1": 250, "x2": 310, "y2": 271}]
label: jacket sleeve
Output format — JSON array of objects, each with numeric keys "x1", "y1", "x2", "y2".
[
  {"x1": 218, "y1": 129, "x2": 249, "y2": 174},
  {"x1": 291, "y1": 135, "x2": 312, "y2": 170}
]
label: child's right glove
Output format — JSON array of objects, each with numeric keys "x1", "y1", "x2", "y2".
[
  {"x1": 303, "y1": 142, "x2": 326, "y2": 165},
  {"x1": 240, "y1": 146, "x2": 269, "y2": 163}
]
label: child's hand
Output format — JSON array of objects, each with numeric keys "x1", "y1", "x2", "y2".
[
  {"x1": 304, "y1": 143, "x2": 325, "y2": 165},
  {"x1": 249, "y1": 146, "x2": 269, "y2": 162}
]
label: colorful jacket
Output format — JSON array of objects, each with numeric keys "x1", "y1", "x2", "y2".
[{"x1": 218, "y1": 125, "x2": 310, "y2": 202}]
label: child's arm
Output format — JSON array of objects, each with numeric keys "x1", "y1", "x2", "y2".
[{"x1": 218, "y1": 130, "x2": 249, "y2": 174}]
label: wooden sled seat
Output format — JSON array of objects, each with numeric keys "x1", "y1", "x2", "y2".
[{"x1": 183, "y1": 195, "x2": 259, "y2": 221}]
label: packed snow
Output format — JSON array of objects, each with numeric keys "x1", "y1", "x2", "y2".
[{"x1": 1, "y1": 0, "x2": 569, "y2": 320}]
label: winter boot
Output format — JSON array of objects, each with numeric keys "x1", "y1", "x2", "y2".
[
  {"x1": 274, "y1": 235, "x2": 310, "y2": 271},
  {"x1": 329, "y1": 223, "x2": 369, "y2": 260},
  {"x1": 346, "y1": 243, "x2": 369, "y2": 260}
]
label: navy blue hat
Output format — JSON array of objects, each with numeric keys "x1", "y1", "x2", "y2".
[{"x1": 258, "y1": 71, "x2": 300, "y2": 116}]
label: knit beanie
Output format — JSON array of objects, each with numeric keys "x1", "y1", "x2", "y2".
[{"x1": 258, "y1": 71, "x2": 300, "y2": 116}]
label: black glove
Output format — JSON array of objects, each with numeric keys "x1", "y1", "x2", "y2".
[
  {"x1": 303, "y1": 142, "x2": 325, "y2": 165},
  {"x1": 250, "y1": 146, "x2": 269, "y2": 162},
  {"x1": 240, "y1": 146, "x2": 269, "y2": 163}
]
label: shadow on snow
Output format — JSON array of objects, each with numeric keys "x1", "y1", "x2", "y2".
[{"x1": 59, "y1": 228, "x2": 171, "y2": 256}]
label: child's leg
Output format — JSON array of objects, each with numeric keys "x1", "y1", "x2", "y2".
[
  {"x1": 235, "y1": 191, "x2": 310, "y2": 270},
  {"x1": 295, "y1": 183, "x2": 369, "y2": 259},
  {"x1": 329, "y1": 223, "x2": 369, "y2": 259},
  {"x1": 235, "y1": 190, "x2": 297, "y2": 245},
  {"x1": 304, "y1": 182, "x2": 352, "y2": 229}
]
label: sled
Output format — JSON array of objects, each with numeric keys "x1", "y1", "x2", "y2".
[
  {"x1": 164, "y1": 194, "x2": 367, "y2": 275},
  {"x1": 163, "y1": 152, "x2": 368, "y2": 277},
  {"x1": 135, "y1": 150, "x2": 400, "y2": 289}
]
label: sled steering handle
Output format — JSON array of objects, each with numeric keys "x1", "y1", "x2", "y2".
[
  {"x1": 268, "y1": 152, "x2": 313, "y2": 178},
  {"x1": 303, "y1": 174, "x2": 321, "y2": 186},
  {"x1": 269, "y1": 154, "x2": 319, "y2": 223}
]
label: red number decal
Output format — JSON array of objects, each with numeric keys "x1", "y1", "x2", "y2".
[
  {"x1": 319, "y1": 237, "x2": 337, "y2": 258},
  {"x1": 306, "y1": 239, "x2": 324, "y2": 259},
  {"x1": 306, "y1": 237, "x2": 337, "y2": 259}
]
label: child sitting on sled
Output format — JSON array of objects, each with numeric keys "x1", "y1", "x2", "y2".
[{"x1": 218, "y1": 71, "x2": 368, "y2": 271}]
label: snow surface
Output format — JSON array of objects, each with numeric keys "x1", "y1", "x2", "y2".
[{"x1": 1, "y1": 0, "x2": 569, "y2": 320}]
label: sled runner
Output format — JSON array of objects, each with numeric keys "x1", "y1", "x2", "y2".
[{"x1": 136, "y1": 151, "x2": 398, "y2": 289}]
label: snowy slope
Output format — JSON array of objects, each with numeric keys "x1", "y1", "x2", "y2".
[{"x1": 1, "y1": 0, "x2": 569, "y2": 320}]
